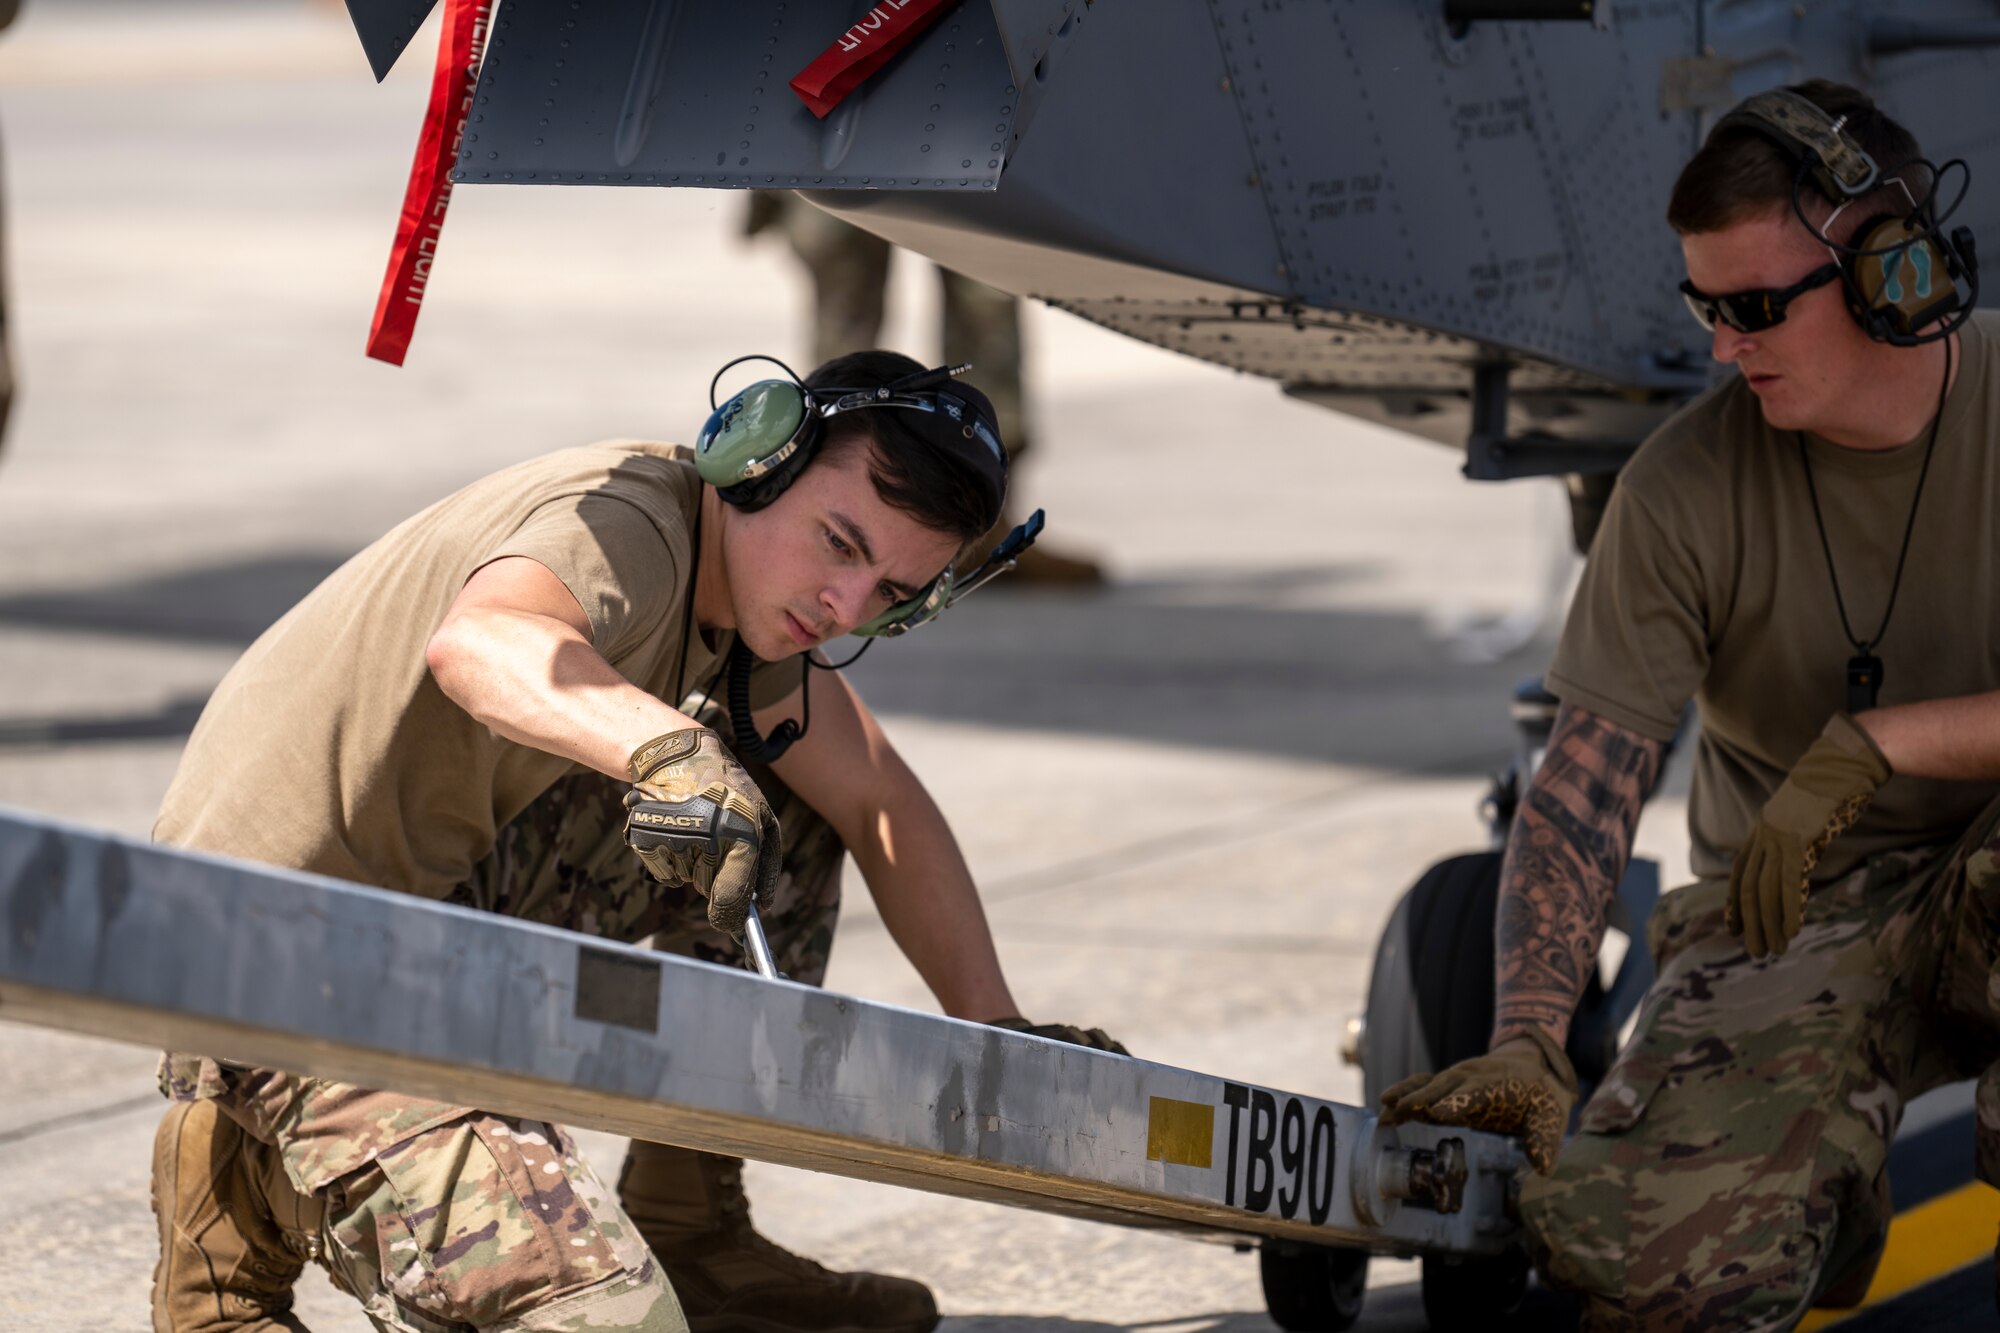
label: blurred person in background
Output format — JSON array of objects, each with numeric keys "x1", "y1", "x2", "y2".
[
  {"x1": 746, "y1": 191, "x2": 1103, "y2": 585},
  {"x1": 0, "y1": 0, "x2": 21, "y2": 460}
]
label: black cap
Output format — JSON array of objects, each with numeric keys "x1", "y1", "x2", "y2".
[
  {"x1": 821, "y1": 368, "x2": 1009, "y2": 531},
  {"x1": 919, "y1": 379, "x2": 1008, "y2": 523}
]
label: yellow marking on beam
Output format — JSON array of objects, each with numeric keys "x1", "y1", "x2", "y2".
[
  {"x1": 1797, "y1": 1181, "x2": 1998, "y2": 1330},
  {"x1": 1146, "y1": 1097, "x2": 1215, "y2": 1168}
]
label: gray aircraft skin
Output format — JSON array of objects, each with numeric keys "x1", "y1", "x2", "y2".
[{"x1": 344, "y1": 0, "x2": 1999, "y2": 483}]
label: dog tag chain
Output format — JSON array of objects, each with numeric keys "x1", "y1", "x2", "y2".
[{"x1": 1796, "y1": 342, "x2": 1951, "y2": 714}]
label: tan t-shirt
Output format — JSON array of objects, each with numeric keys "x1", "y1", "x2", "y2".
[
  {"x1": 155, "y1": 441, "x2": 801, "y2": 897},
  {"x1": 1550, "y1": 312, "x2": 2000, "y2": 885}
]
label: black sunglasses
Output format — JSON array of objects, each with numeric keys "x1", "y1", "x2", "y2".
[{"x1": 1679, "y1": 263, "x2": 1841, "y2": 334}]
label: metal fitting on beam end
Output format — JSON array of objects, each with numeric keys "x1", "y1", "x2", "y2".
[
  {"x1": 1381, "y1": 1138, "x2": 1468, "y2": 1215},
  {"x1": 1352, "y1": 1119, "x2": 1473, "y2": 1225}
]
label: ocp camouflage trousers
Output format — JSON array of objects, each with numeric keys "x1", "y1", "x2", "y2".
[
  {"x1": 321, "y1": 1114, "x2": 683, "y2": 1333},
  {"x1": 156, "y1": 720, "x2": 848, "y2": 1332},
  {"x1": 1519, "y1": 794, "x2": 2000, "y2": 1332}
]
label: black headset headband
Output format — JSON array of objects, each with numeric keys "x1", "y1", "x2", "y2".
[{"x1": 817, "y1": 374, "x2": 1009, "y2": 518}]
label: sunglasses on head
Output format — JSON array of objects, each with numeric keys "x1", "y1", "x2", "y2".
[{"x1": 1679, "y1": 262, "x2": 1841, "y2": 334}]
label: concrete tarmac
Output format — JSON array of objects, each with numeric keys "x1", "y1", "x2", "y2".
[{"x1": 0, "y1": 4, "x2": 1695, "y2": 1329}]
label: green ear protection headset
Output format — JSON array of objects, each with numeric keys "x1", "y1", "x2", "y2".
[
  {"x1": 1714, "y1": 89, "x2": 1978, "y2": 347},
  {"x1": 696, "y1": 354, "x2": 1012, "y2": 638},
  {"x1": 695, "y1": 355, "x2": 1042, "y2": 765}
]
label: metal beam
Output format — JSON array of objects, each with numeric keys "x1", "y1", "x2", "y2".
[{"x1": 0, "y1": 806, "x2": 1522, "y2": 1256}]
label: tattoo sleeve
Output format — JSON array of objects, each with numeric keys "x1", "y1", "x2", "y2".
[{"x1": 1491, "y1": 703, "x2": 1666, "y2": 1048}]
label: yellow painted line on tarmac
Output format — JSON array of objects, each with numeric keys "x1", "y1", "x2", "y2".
[{"x1": 1797, "y1": 1181, "x2": 1999, "y2": 1329}]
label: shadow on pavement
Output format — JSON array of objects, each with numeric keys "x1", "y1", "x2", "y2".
[
  {"x1": 0, "y1": 694, "x2": 208, "y2": 748},
  {"x1": 0, "y1": 554, "x2": 1555, "y2": 772},
  {"x1": 848, "y1": 566, "x2": 1550, "y2": 773},
  {"x1": 0, "y1": 553, "x2": 342, "y2": 749},
  {"x1": 0, "y1": 553, "x2": 343, "y2": 644}
]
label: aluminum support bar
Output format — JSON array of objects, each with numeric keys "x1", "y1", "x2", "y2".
[{"x1": 0, "y1": 806, "x2": 1523, "y2": 1256}]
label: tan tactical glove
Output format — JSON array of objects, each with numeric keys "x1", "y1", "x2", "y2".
[
  {"x1": 1727, "y1": 712, "x2": 1891, "y2": 960},
  {"x1": 622, "y1": 728, "x2": 782, "y2": 937},
  {"x1": 989, "y1": 1016, "x2": 1130, "y2": 1056},
  {"x1": 1378, "y1": 1027, "x2": 1577, "y2": 1176}
]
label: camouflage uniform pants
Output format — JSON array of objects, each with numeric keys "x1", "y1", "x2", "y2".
[
  {"x1": 158, "y1": 721, "x2": 847, "y2": 1331},
  {"x1": 320, "y1": 1116, "x2": 679, "y2": 1333},
  {"x1": 1519, "y1": 794, "x2": 2000, "y2": 1332}
]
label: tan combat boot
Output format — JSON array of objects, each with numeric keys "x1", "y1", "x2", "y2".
[
  {"x1": 151, "y1": 1100, "x2": 314, "y2": 1333},
  {"x1": 617, "y1": 1141, "x2": 938, "y2": 1333}
]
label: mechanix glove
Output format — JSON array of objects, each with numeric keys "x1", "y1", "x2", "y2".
[
  {"x1": 989, "y1": 1016, "x2": 1130, "y2": 1056},
  {"x1": 1727, "y1": 712, "x2": 1892, "y2": 960},
  {"x1": 1378, "y1": 1027, "x2": 1577, "y2": 1176},
  {"x1": 622, "y1": 728, "x2": 782, "y2": 937}
]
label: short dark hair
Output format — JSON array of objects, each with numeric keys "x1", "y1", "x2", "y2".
[
  {"x1": 1667, "y1": 80, "x2": 1926, "y2": 237},
  {"x1": 805, "y1": 350, "x2": 1000, "y2": 546}
]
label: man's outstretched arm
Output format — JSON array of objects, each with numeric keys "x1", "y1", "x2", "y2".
[
  {"x1": 1380, "y1": 701, "x2": 1666, "y2": 1174},
  {"x1": 1856, "y1": 689, "x2": 2000, "y2": 780},
  {"x1": 763, "y1": 667, "x2": 1022, "y2": 1024},
  {"x1": 1723, "y1": 691, "x2": 2000, "y2": 961},
  {"x1": 426, "y1": 555, "x2": 703, "y2": 780},
  {"x1": 759, "y1": 673, "x2": 1126, "y2": 1052},
  {"x1": 1492, "y1": 703, "x2": 1669, "y2": 1048}
]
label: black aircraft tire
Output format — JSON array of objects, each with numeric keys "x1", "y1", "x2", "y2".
[
  {"x1": 1361, "y1": 851, "x2": 1504, "y2": 1104},
  {"x1": 1363, "y1": 854, "x2": 1532, "y2": 1332},
  {"x1": 1259, "y1": 1240, "x2": 1369, "y2": 1331},
  {"x1": 1421, "y1": 1248, "x2": 1530, "y2": 1328},
  {"x1": 1363, "y1": 851, "x2": 1613, "y2": 1101},
  {"x1": 1409, "y1": 852, "x2": 1504, "y2": 1079}
]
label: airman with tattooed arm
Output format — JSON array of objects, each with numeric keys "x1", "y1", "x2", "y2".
[
  {"x1": 1382, "y1": 704, "x2": 1666, "y2": 1175},
  {"x1": 1383, "y1": 81, "x2": 2000, "y2": 1330}
]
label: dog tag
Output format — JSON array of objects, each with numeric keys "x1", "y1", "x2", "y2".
[{"x1": 1847, "y1": 654, "x2": 1883, "y2": 713}]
